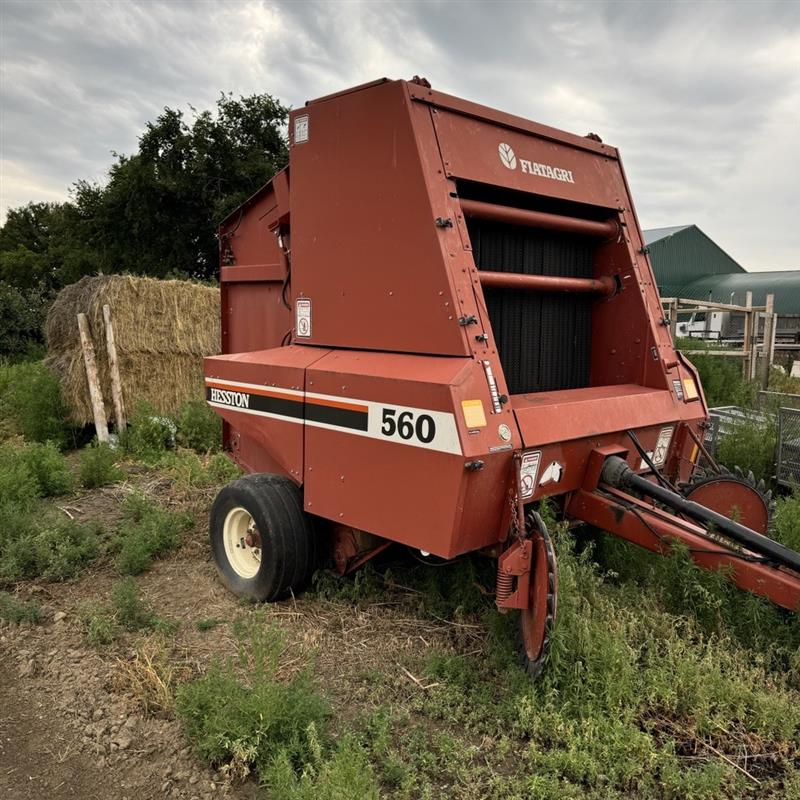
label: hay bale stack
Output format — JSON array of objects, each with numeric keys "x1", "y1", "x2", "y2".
[{"x1": 46, "y1": 275, "x2": 219, "y2": 424}]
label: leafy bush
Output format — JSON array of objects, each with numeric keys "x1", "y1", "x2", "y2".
[
  {"x1": 83, "y1": 606, "x2": 119, "y2": 646},
  {"x1": 113, "y1": 492, "x2": 193, "y2": 575},
  {"x1": 32, "y1": 518, "x2": 101, "y2": 581},
  {"x1": 78, "y1": 440, "x2": 123, "y2": 488},
  {"x1": 18, "y1": 441, "x2": 74, "y2": 496},
  {"x1": 176, "y1": 618, "x2": 330, "y2": 782},
  {"x1": 159, "y1": 451, "x2": 210, "y2": 487},
  {"x1": 1, "y1": 443, "x2": 100, "y2": 582},
  {"x1": 158, "y1": 450, "x2": 241, "y2": 488},
  {"x1": 678, "y1": 343, "x2": 758, "y2": 409},
  {"x1": 354, "y1": 525, "x2": 800, "y2": 799},
  {"x1": 595, "y1": 534, "x2": 800, "y2": 660},
  {"x1": 177, "y1": 399, "x2": 221, "y2": 453},
  {"x1": 0, "y1": 513, "x2": 101, "y2": 582},
  {"x1": 261, "y1": 735, "x2": 380, "y2": 800},
  {"x1": 774, "y1": 490, "x2": 800, "y2": 552},
  {"x1": 111, "y1": 578, "x2": 159, "y2": 630},
  {"x1": 121, "y1": 404, "x2": 177, "y2": 462},
  {"x1": 0, "y1": 442, "x2": 42, "y2": 518},
  {"x1": 768, "y1": 366, "x2": 800, "y2": 395},
  {"x1": 715, "y1": 413, "x2": 777, "y2": 484},
  {"x1": 0, "y1": 591, "x2": 42, "y2": 625},
  {"x1": 0, "y1": 444, "x2": 85, "y2": 581},
  {"x1": 0, "y1": 440, "x2": 72, "y2": 506},
  {"x1": 81, "y1": 578, "x2": 169, "y2": 646},
  {"x1": 0, "y1": 360, "x2": 74, "y2": 448},
  {"x1": 207, "y1": 452, "x2": 240, "y2": 484}
]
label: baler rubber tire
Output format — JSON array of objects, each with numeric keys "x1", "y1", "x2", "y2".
[{"x1": 210, "y1": 473, "x2": 316, "y2": 602}]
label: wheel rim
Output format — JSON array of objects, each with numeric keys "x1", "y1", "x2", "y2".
[
  {"x1": 518, "y1": 514, "x2": 558, "y2": 677},
  {"x1": 222, "y1": 506, "x2": 262, "y2": 579}
]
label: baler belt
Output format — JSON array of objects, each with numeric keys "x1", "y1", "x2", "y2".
[{"x1": 468, "y1": 218, "x2": 594, "y2": 395}]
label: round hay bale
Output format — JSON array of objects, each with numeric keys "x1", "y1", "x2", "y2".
[{"x1": 45, "y1": 275, "x2": 220, "y2": 424}]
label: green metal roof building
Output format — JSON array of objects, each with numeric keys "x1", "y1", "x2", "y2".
[{"x1": 643, "y1": 225, "x2": 800, "y2": 317}]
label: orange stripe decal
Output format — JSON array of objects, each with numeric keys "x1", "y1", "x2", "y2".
[
  {"x1": 305, "y1": 396, "x2": 369, "y2": 414},
  {"x1": 205, "y1": 380, "x2": 367, "y2": 413}
]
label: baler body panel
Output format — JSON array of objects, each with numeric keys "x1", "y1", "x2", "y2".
[
  {"x1": 428, "y1": 107, "x2": 622, "y2": 209},
  {"x1": 205, "y1": 346, "x2": 519, "y2": 558},
  {"x1": 303, "y1": 350, "x2": 517, "y2": 558},
  {"x1": 205, "y1": 346, "x2": 330, "y2": 481},
  {"x1": 512, "y1": 385, "x2": 699, "y2": 448},
  {"x1": 289, "y1": 81, "x2": 474, "y2": 357},
  {"x1": 219, "y1": 170, "x2": 292, "y2": 356}
]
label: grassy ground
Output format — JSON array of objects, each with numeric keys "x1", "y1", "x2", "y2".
[
  {"x1": 1, "y1": 363, "x2": 800, "y2": 798},
  {"x1": 1, "y1": 438, "x2": 799, "y2": 799}
]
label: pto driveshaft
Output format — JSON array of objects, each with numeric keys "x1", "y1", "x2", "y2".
[{"x1": 600, "y1": 456, "x2": 800, "y2": 574}]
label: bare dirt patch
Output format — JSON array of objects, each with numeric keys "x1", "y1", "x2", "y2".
[{"x1": 0, "y1": 473, "x2": 470, "y2": 799}]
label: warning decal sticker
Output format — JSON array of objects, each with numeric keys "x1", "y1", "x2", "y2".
[
  {"x1": 539, "y1": 460, "x2": 564, "y2": 486},
  {"x1": 519, "y1": 450, "x2": 542, "y2": 499},
  {"x1": 461, "y1": 399, "x2": 487, "y2": 429},
  {"x1": 294, "y1": 114, "x2": 309, "y2": 144},
  {"x1": 652, "y1": 426, "x2": 674, "y2": 467},
  {"x1": 296, "y1": 298, "x2": 312, "y2": 337}
]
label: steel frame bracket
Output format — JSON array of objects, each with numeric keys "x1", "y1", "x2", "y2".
[
  {"x1": 583, "y1": 445, "x2": 628, "y2": 492},
  {"x1": 495, "y1": 538, "x2": 533, "y2": 611}
]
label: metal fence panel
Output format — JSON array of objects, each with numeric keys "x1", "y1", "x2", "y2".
[
  {"x1": 759, "y1": 391, "x2": 800, "y2": 411},
  {"x1": 703, "y1": 414, "x2": 720, "y2": 458},
  {"x1": 708, "y1": 407, "x2": 769, "y2": 447},
  {"x1": 777, "y1": 407, "x2": 800, "y2": 488},
  {"x1": 705, "y1": 406, "x2": 773, "y2": 471}
]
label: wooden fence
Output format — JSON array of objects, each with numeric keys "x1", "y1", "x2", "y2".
[{"x1": 661, "y1": 293, "x2": 777, "y2": 387}]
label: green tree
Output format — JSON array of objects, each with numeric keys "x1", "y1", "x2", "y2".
[
  {"x1": 0, "y1": 92, "x2": 289, "y2": 356},
  {"x1": 73, "y1": 93, "x2": 289, "y2": 280},
  {"x1": 0, "y1": 202, "x2": 98, "y2": 291},
  {"x1": 0, "y1": 282, "x2": 52, "y2": 359},
  {"x1": 0, "y1": 201, "x2": 99, "y2": 358}
]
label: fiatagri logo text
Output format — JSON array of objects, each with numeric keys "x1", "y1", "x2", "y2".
[{"x1": 498, "y1": 142, "x2": 575, "y2": 184}]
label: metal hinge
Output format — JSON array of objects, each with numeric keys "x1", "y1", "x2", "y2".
[
  {"x1": 475, "y1": 333, "x2": 489, "y2": 342},
  {"x1": 459, "y1": 315, "x2": 478, "y2": 326},
  {"x1": 465, "y1": 460, "x2": 484, "y2": 471},
  {"x1": 435, "y1": 217, "x2": 453, "y2": 228}
]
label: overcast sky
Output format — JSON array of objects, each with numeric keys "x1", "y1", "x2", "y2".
[{"x1": 1, "y1": 0, "x2": 798, "y2": 268}]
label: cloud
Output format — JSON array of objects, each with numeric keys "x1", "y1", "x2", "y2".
[{"x1": 1, "y1": 0, "x2": 798, "y2": 267}]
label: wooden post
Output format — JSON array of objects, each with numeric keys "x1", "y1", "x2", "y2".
[
  {"x1": 77, "y1": 313, "x2": 109, "y2": 443},
  {"x1": 743, "y1": 291, "x2": 754, "y2": 380},
  {"x1": 102, "y1": 304, "x2": 127, "y2": 433},
  {"x1": 761, "y1": 293, "x2": 776, "y2": 389}
]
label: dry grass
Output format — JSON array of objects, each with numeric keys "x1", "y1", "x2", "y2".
[
  {"x1": 45, "y1": 274, "x2": 219, "y2": 423},
  {"x1": 113, "y1": 636, "x2": 196, "y2": 717}
]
